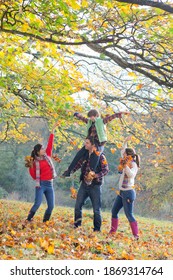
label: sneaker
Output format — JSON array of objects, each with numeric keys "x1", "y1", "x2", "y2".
[{"x1": 61, "y1": 170, "x2": 71, "y2": 178}]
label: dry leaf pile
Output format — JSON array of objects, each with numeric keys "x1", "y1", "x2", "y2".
[{"x1": 0, "y1": 200, "x2": 173, "y2": 260}]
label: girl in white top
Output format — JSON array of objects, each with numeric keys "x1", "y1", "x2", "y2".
[{"x1": 109, "y1": 136, "x2": 140, "y2": 239}]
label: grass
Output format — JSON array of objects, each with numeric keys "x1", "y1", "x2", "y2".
[{"x1": 0, "y1": 199, "x2": 173, "y2": 260}]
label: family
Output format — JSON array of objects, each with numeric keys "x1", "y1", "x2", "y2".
[{"x1": 24, "y1": 109, "x2": 140, "y2": 240}]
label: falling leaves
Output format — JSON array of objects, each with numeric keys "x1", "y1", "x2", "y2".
[
  {"x1": 70, "y1": 140, "x2": 77, "y2": 146},
  {"x1": 128, "y1": 72, "x2": 138, "y2": 79},
  {"x1": 52, "y1": 154, "x2": 61, "y2": 163},
  {"x1": 110, "y1": 148, "x2": 116, "y2": 154},
  {"x1": 136, "y1": 84, "x2": 144, "y2": 90},
  {"x1": 117, "y1": 155, "x2": 133, "y2": 173},
  {"x1": 70, "y1": 186, "x2": 77, "y2": 199}
]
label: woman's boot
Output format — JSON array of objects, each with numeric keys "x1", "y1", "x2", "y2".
[
  {"x1": 109, "y1": 218, "x2": 118, "y2": 234},
  {"x1": 130, "y1": 221, "x2": 139, "y2": 239}
]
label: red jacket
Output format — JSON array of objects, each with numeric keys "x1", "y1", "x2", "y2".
[{"x1": 29, "y1": 133, "x2": 54, "y2": 181}]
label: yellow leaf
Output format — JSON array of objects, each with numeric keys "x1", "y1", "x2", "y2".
[
  {"x1": 0, "y1": 51, "x2": 4, "y2": 58},
  {"x1": 47, "y1": 243, "x2": 55, "y2": 254},
  {"x1": 116, "y1": 190, "x2": 120, "y2": 195},
  {"x1": 26, "y1": 243, "x2": 36, "y2": 249},
  {"x1": 21, "y1": 23, "x2": 29, "y2": 32},
  {"x1": 151, "y1": 102, "x2": 158, "y2": 107},
  {"x1": 122, "y1": 250, "x2": 134, "y2": 260},
  {"x1": 128, "y1": 72, "x2": 137, "y2": 78},
  {"x1": 25, "y1": 85, "x2": 31, "y2": 90}
]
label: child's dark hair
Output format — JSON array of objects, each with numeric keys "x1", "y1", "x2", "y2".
[
  {"x1": 87, "y1": 109, "x2": 99, "y2": 118},
  {"x1": 31, "y1": 144, "x2": 42, "y2": 159},
  {"x1": 125, "y1": 148, "x2": 140, "y2": 168}
]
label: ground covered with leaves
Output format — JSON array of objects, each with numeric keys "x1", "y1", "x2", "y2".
[{"x1": 0, "y1": 200, "x2": 172, "y2": 260}]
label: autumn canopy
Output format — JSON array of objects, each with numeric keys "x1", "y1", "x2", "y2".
[{"x1": 0, "y1": 0, "x2": 173, "y2": 208}]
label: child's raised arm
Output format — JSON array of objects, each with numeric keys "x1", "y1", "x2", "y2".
[
  {"x1": 103, "y1": 111, "x2": 130, "y2": 124},
  {"x1": 74, "y1": 112, "x2": 88, "y2": 123}
]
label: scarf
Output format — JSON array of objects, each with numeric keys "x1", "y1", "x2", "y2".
[
  {"x1": 121, "y1": 160, "x2": 135, "y2": 189},
  {"x1": 35, "y1": 154, "x2": 57, "y2": 187},
  {"x1": 122, "y1": 174, "x2": 129, "y2": 189}
]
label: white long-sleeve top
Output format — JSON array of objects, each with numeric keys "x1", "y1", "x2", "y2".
[{"x1": 118, "y1": 142, "x2": 138, "y2": 191}]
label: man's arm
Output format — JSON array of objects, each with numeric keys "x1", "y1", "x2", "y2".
[
  {"x1": 72, "y1": 158, "x2": 84, "y2": 173},
  {"x1": 95, "y1": 154, "x2": 109, "y2": 180}
]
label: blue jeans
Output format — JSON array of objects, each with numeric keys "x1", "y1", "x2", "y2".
[
  {"x1": 111, "y1": 189, "x2": 136, "y2": 222},
  {"x1": 74, "y1": 182, "x2": 102, "y2": 231},
  {"x1": 30, "y1": 180, "x2": 55, "y2": 218}
]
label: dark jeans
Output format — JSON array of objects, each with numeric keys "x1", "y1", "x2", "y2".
[
  {"x1": 30, "y1": 180, "x2": 55, "y2": 217},
  {"x1": 68, "y1": 145, "x2": 104, "y2": 172},
  {"x1": 111, "y1": 189, "x2": 136, "y2": 222},
  {"x1": 74, "y1": 181, "x2": 102, "y2": 231}
]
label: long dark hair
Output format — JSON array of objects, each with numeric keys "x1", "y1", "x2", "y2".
[
  {"x1": 31, "y1": 144, "x2": 42, "y2": 159},
  {"x1": 125, "y1": 148, "x2": 140, "y2": 168}
]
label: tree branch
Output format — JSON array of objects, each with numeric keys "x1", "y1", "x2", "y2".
[
  {"x1": 86, "y1": 42, "x2": 173, "y2": 88},
  {"x1": 116, "y1": 0, "x2": 173, "y2": 13}
]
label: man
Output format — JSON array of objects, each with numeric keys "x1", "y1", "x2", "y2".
[
  {"x1": 62, "y1": 109, "x2": 123, "y2": 177},
  {"x1": 72, "y1": 136, "x2": 109, "y2": 232}
]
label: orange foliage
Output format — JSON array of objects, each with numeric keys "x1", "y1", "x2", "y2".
[
  {"x1": 24, "y1": 156, "x2": 33, "y2": 168},
  {"x1": 70, "y1": 140, "x2": 77, "y2": 146},
  {"x1": 0, "y1": 200, "x2": 173, "y2": 260},
  {"x1": 70, "y1": 186, "x2": 77, "y2": 199},
  {"x1": 110, "y1": 148, "x2": 116, "y2": 154},
  {"x1": 93, "y1": 147, "x2": 100, "y2": 156},
  {"x1": 102, "y1": 158, "x2": 108, "y2": 165},
  {"x1": 52, "y1": 154, "x2": 61, "y2": 163},
  {"x1": 117, "y1": 155, "x2": 133, "y2": 173}
]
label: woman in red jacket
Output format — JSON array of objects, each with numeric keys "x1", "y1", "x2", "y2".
[{"x1": 25, "y1": 122, "x2": 58, "y2": 223}]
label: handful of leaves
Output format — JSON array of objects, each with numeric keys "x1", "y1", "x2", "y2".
[
  {"x1": 84, "y1": 171, "x2": 96, "y2": 185},
  {"x1": 25, "y1": 156, "x2": 33, "y2": 168},
  {"x1": 52, "y1": 153, "x2": 61, "y2": 163},
  {"x1": 70, "y1": 186, "x2": 77, "y2": 199},
  {"x1": 117, "y1": 155, "x2": 133, "y2": 173}
]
